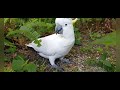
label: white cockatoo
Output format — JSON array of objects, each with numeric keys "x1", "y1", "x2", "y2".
[{"x1": 26, "y1": 18, "x2": 78, "y2": 71}]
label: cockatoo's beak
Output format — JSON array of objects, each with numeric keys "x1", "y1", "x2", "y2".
[
  {"x1": 55, "y1": 24, "x2": 63, "y2": 34},
  {"x1": 72, "y1": 18, "x2": 78, "y2": 25}
]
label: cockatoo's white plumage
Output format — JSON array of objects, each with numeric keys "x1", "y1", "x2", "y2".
[{"x1": 26, "y1": 18, "x2": 77, "y2": 71}]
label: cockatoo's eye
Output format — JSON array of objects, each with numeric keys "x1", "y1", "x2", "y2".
[{"x1": 65, "y1": 24, "x2": 67, "y2": 26}]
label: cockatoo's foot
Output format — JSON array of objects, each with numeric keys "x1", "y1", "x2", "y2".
[
  {"x1": 49, "y1": 57, "x2": 64, "y2": 72},
  {"x1": 60, "y1": 57, "x2": 77, "y2": 65},
  {"x1": 60, "y1": 58, "x2": 72, "y2": 64},
  {"x1": 52, "y1": 64, "x2": 64, "y2": 72}
]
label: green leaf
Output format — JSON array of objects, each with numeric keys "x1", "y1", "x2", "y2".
[
  {"x1": 75, "y1": 28, "x2": 81, "y2": 45},
  {"x1": 4, "y1": 18, "x2": 9, "y2": 24},
  {"x1": 95, "y1": 47, "x2": 103, "y2": 52},
  {"x1": 98, "y1": 52, "x2": 112, "y2": 68},
  {"x1": 34, "y1": 39, "x2": 41, "y2": 47},
  {"x1": 4, "y1": 57, "x2": 11, "y2": 62},
  {"x1": 12, "y1": 56, "x2": 25, "y2": 71},
  {"x1": 6, "y1": 29, "x2": 40, "y2": 42},
  {"x1": 20, "y1": 26, "x2": 29, "y2": 31},
  {"x1": 86, "y1": 59, "x2": 97, "y2": 66},
  {"x1": 100, "y1": 60, "x2": 112, "y2": 67},
  {"x1": 99, "y1": 52, "x2": 107, "y2": 61},
  {"x1": 4, "y1": 39, "x2": 16, "y2": 47},
  {"x1": 6, "y1": 29, "x2": 20, "y2": 37},
  {"x1": 92, "y1": 31, "x2": 116, "y2": 46},
  {"x1": 5, "y1": 47, "x2": 16, "y2": 53},
  {"x1": 23, "y1": 63, "x2": 37, "y2": 72},
  {"x1": 75, "y1": 39, "x2": 81, "y2": 45}
]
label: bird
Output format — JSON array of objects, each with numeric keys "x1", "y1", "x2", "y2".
[{"x1": 26, "y1": 18, "x2": 78, "y2": 71}]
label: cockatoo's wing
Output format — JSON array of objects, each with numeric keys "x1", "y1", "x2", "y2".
[{"x1": 26, "y1": 34, "x2": 65, "y2": 56}]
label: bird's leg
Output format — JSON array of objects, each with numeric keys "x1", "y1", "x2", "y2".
[
  {"x1": 52, "y1": 64, "x2": 64, "y2": 72},
  {"x1": 49, "y1": 56, "x2": 64, "y2": 72},
  {"x1": 60, "y1": 57, "x2": 75, "y2": 64},
  {"x1": 60, "y1": 57, "x2": 71, "y2": 64}
]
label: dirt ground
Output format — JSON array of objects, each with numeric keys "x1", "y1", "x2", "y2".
[
  {"x1": 5, "y1": 38, "x2": 116, "y2": 72},
  {"x1": 5, "y1": 33, "x2": 116, "y2": 72},
  {"x1": 13, "y1": 45, "x2": 110, "y2": 72}
]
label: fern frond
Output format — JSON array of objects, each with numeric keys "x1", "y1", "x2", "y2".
[
  {"x1": 4, "y1": 39, "x2": 16, "y2": 47},
  {"x1": 6, "y1": 29, "x2": 40, "y2": 41}
]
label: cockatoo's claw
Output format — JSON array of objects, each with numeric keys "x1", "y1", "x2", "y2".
[
  {"x1": 52, "y1": 65, "x2": 64, "y2": 72},
  {"x1": 61, "y1": 58, "x2": 72, "y2": 64},
  {"x1": 60, "y1": 58, "x2": 77, "y2": 65},
  {"x1": 60, "y1": 58, "x2": 74, "y2": 64}
]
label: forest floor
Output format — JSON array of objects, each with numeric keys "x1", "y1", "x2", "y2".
[
  {"x1": 9, "y1": 36, "x2": 115, "y2": 72},
  {"x1": 5, "y1": 32, "x2": 116, "y2": 72}
]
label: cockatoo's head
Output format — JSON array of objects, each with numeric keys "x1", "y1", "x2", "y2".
[{"x1": 55, "y1": 18, "x2": 78, "y2": 34}]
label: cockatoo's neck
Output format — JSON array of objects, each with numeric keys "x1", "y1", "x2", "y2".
[{"x1": 62, "y1": 25, "x2": 75, "y2": 41}]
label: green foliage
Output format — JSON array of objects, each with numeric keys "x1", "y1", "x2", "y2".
[
  {"x1": 85, "y1": 59, "x2": 97, "y2": 66},
  {"x1": 4, "y1": 18, "x2": 10, "y2": 24},
  {"x1": 4, "y1": 39, "x2": 16, "y2": 53},
  {"x1": 92, "y1": 31, "x2": 116, "y2": 47},
  {"x1": 4, "y1": 39, "x2": 16, "y2": 47},
  {"x1": 5, "y1": 47, "x2": 16, "y2": 53},
  {"x1": 80, "y1": 46, "x2": 93, "y2": 53},
  {"x1": 12, "y1": 56, "x2": 25, "y2": 71},
  {"x1": 7, "y1": 29, "x2": 40, "y2": 41},
  {"x1": 34, "y1": 39, "x2": 41, "y2": 47},
  {"x1": 74, "y1": 28, "x2": 82, "y2": 45},
  {"x1": 26, "y1": 20, "x2": 54, "y2": 35},
  {"x1": 86, "y1": 52, "x2": 115, "y2": 72},
  {"x1": 80, "y1": 18, "x2": 93, "y2": 23},
  {"x1": 4, "y1": 18, "x2": 26, "y2": 29},
  {"x1": 97, "y1": 52, "x2": 115, "y2": 72},
  {"x1": 95, "y1": 47, "x2": 103, "y2": 52},
  {"x1": 23, "y1": 63, "x2": 37, "y2": 72},
  {"x1": 6, "y1": 27, "x2": 41, "y2": 47},
  {"x1": 90, "y1": 32, "x2": 102, "y2": 40},
  {"x1": 4, "y1": 67, "x2": 14, "y2": 72},
  {"x1": 99, "y1": 52, "x2": 108, "y2": 61},
  {"x1": 40, "y1": 18, "x2": 55, "y2": 23},
  {"x1": 6, "y1": 18, "x2": 55, "y2": 47},
  {"x1": 12, "y1": 55, "x2": 37, "y2": 72},
  {"x1": 79, "y1": 18, "x2": 103, "y2": 23}
]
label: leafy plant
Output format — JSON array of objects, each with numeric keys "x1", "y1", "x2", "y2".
[
  {"x1": 12, "y1": 55, "x2": 37, "y2": 72},
  {"x1": 74, "y1": 28, "x2": 82, "y2": 45},
  {"x1": 12, "y1": 56, "x2": 25, "y2": 71},
  {"x1": 23, "y1": 63, "x2": 37, "y2": 72},
  {"x1": 86, "y1": 52, "x2": 115, "y2": 72},
  {"x1": 6, "y1": 28, "x2": 41, "y2": 47},
  {"x1": 6, "y1": 18, "x2": 55, "y2": 47},
  {"x1": 97, "y1": 52, "x2": 115, "y2": 72},
  {"x1": 4, "y1": 39, "x2": 17, "y2": 53},
  {"x1": 90, "y1": 32, "x2": 101, "y2": 40},
  {"x1": 80, "y1": 46, "x2": 93, "y2": 53},
  {"x1": 92, "y1": 31, "x2": 116, "y2": 47},
  {"x1": 4, "y1": 39, "x2": 16, "y2": 47},
  {"x1": 4, "y1": 18, "x2": 10, "y2": 24},
  {"x1": 80, "y1": 18, "x2": 93, "y2": 23}
]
